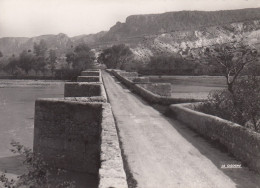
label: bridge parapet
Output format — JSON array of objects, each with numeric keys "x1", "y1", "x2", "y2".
[
  {"x1": 77, "y1": 76, "x2": 100, "y2": 82},
  {"x1": 64, "y1": 82, "x2": 107, "y2": 102},
  {"x1": 33, "y1": 69, "x2": 127, "y2": 188},
  {"x1": 170, "y1": 103, "x2": 260, "y2": 174},
  {"x1": 110, "y1": 69, "x2": 202, "y2": 104},
  {"x1": 81, "y1": 70, "x2": 100, "y2": 76}
]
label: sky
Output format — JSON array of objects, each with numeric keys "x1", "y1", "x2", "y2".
[{"x1": 0, "y1": 0, "x2": 259, "y2": 38}]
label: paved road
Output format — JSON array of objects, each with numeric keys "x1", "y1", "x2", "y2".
[{"x1": 102, "y1": 71, "x2": 260, "y2": 188}]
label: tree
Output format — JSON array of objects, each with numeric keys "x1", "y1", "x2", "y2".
[
  {"x1": 65, "y1": 43, "x2": 94, "y2": 71},
  {"x1": 65, "y1": 52, "x2": 74, "y2": 67},
  {"x1": 98, "y1": 44, "x2": 133, "y2": 69},
  {"x1": 18, "y1": 50, "x2": 34, "y2": 74},
  {"x1": 33, "y1": 40, "x2": 48, "y2": 75},
  {"x1": 197, "y1": 75, "x2": 260, "y2": 132},
  {"x1": 48, "y1": 49, "x2": 57, "y2": 76},
  {"x1": 194, "y1": 41, "x2": 260, "y2": 132},
  {"x1": 3, "y1": 57, "x2": 18, "y2": 75},
  {"x1": 33, "y1": 56, "x2": 46, "y2": 75},
  {"x1": 200, "y1": 41, "x2": 258, "y2": 93},
  {"x1": 233, "y1": 75, "x2": 260, "y2": 132},
  {"x1": 33, "y1": 39, "x2": 47, "y2": 57},
  {"x1": 147, "y1": 54, "x2": 184, "y2": 74}
]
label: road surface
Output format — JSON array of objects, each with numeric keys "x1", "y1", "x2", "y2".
[{"x1": 102, "y1": 71, "x2": 260, "y2": 188}]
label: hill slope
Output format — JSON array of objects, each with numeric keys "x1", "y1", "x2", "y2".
[
  {"x1": 0, "y1": 8, "x2": 260, "y2": 58},
  {"x1": 100, "y1": 8, "x2": 260, "y2": 41}
]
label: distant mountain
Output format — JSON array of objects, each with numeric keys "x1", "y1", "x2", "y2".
[
  {"x1": 0, "y1": 33, "x2": 73, "y2": 56},
  {"x1": 100, "y1": 8, "x2": 260, "y2": 42},
  {"x1": 71, "y1": 31, "x2": 107, "y2": 45},
  {"x1": 0, "y1": 8, "x2": 260, "y2": 59},
  {"x1": 130, "y1": 20, "x2": 260, "y2": 62},
  {"x1": 98, "y1": 8, "x2": 260, "y2": 61}
]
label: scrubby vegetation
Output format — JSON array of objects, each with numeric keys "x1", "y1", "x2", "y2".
[
  {"x1": 1, "y1": 40, "x2": 50, "y2": 76},
  {"x1": 98, "y1": 44, "x2": 133, "y2": 69},
  {"x1": 0, "y1": 141, "x2": 75, "y2": 188},
  {"x1": 195, "y1": 41, "x2": 260, "y2": 133},
  {"x1": 0, "y1": 40, "x2": 95, "y2": 80},
  {"x1": 65, "y1": 43, "x2": 95, "y2": 71},
  {"x1": 196, "y1": 76, "x2": 260, "y2": 132},
  {"x1": 139, "y1": 54, "x2": 202, "y2": 75}
]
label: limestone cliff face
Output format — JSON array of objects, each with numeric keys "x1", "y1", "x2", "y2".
[
  {"x1": 0, "y1": 37, "x2": 29, "y2": 56},
  {"x1": 100, "y1": 8, "x2": 260, "y2": 41},
  {"x1": 129, "y1": 20, "x2": 260, "y2": 61},
  {"x1": 1, "y1": 8, "x2": 260, "y2": 59},
  {"x1": 93, "y1": 8, "x2": 260, "y2": 61}
]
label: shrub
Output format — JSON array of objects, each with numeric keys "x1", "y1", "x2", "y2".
[
  {"x1": 196, "y1": 76, "x2": 260, "y2": 133},
  {"x1": 0, "y1": 141, "x2": 75, "y2": 188},
  {"x1": 234, "y1": 76, "x2": 260, "y2": 132}
]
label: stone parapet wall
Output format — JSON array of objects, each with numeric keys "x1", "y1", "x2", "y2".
[
  {"x1": 33, "y1": 69, "x2": 128, "y2": 187},
  {"x1": 127, "y1": 77, "x2": 150, "y2": 83},
  {"x1": 34, "y1": 98, "x2": 103, "y2": 173},
  {"x1": 65, "y1": 82, "x2": 101, "y2": 97},
  {"x1": 98, "y1": 103, "x2": 128, "y2": 188},
  {"x1": 170, "y1": 103, "x2": 260, "y2": 173},
  {"x1": 81, "y1": 71, "x2": 100, "y2": 76},
  {"x1": 111, "y1": 69, "x2": 201, "y2": 105},
  {"x1": 64, "y1": 82, "x2": 107, "y2": 102},
  {"x1": 77, "y1": 76, "x2": 100, "y2": 82},
  {"x1": 118, "y1": 71, "x2": 138, "y2": 78}
]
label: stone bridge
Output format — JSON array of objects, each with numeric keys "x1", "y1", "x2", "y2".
[{"x1": 33, "y1": 69, "x2": 260, "y2": 188}]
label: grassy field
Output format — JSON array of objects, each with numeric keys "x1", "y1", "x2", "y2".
[{"x1": 147, "y1": 76, "x2": 227, "y2": 99}]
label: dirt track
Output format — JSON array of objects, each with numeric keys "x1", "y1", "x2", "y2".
[{"x1": 102, "y1": 71, "x2": 260, "y2": 188}]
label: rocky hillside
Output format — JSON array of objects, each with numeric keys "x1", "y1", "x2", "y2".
[
  {"x1": 0, "y1": 8, "x2": 260, "y2": 59},
  {"x1": 130, "y1": 20, "x2": 260, "y2": 62},
  {"x1": 99, "y1": 8, "x2": 260, "y2": 41},
  {"x1": 0, "y1": 33, "x2": 74, "y2": 56}
]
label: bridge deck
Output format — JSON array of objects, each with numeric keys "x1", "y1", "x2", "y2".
[{"x1": 102, "y1": 71, "x2": 260, "y2": 188}]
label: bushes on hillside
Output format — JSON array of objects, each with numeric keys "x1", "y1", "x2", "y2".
[
  {"x1": 140, "y1": 54, "x2": 200, "y2": 75},
  {"x1": 1, "y1": 40, "x2": 53, "y2": 76},
  {"x1": 65, "y1": 43, "x2": 95, "y2": 71},
  {"x1": 196, "y1": 76, "x2": 260, "y2": 133},
  {"x1": 98, "y1": 44, "x2": 133, "y2": 69}
]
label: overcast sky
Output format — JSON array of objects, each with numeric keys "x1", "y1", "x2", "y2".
[{"x1": 0, "y1": 0, "x2": 259, "y2": 38}]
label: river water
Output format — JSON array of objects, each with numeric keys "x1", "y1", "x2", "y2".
[
  {"x1": 0, "y1": 80, "x2": 64, "y2": 157},
  {"x1": 0, "y1": 80, "x2": 98, "y2": 188}
]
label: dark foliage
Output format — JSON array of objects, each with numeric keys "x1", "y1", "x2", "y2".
[
  {"x1": 3, "y1": 57, "x2": 19, "y2": 75},
  {"x1": 54, "y1": 68, "x2": 81, "y2": 81},
  {"x1": 18, "y1": 50, "x2": 34, "y2": 74},
  {"x1": 0, "y1": 141, "x2": 75, "y2": 188},
  {"x1": 98, "y1": 44, "x2": 132, "y2": 69},
  {"x1": 198, "y1": 41, "x2": 258, "y2": 93},
  {"x1": 196, "y1": 76, "x2": 260, "y2": 133},
  {"x1": 48, "y1": 49, "x2": 57, "y2": 76},
  {"x1": 141, "y1": 54, "x2": 200, "y2": 75},
  {"x1": 65, "y1": 43, "x2": 94, "y2": 71}
]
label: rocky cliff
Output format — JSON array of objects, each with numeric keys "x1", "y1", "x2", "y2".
[
  {"x1": 100, "y1": 8, "x2": 260, "y2": 41},
  {"x1": 0, "y1": 8, "x2": 260, "y2": 59},
  {"x1": 130, "y1": 20, "x2": 260, "y2": 61}
]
